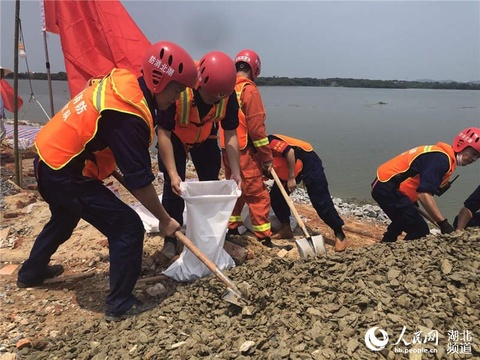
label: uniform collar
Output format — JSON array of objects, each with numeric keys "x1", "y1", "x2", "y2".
[{"x1": 138, "y1": 76, "x2": 157, "y2": 116}]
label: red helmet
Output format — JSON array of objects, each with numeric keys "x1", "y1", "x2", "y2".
[
  {"x1": 235, "y1": 49, "x2": 261, "y2": 80},
  {"x1": 197, "y1": 51, "x2": 236, "y2": 99},
  {"x1": 142, "y1": 41, "x2": 197, "y2": 94},
  {"x1": 453, "y1": 127, "x2": 480, "y2": 153}
]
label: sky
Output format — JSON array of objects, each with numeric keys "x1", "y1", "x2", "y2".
[{"x1": 0, "y1": 0, "x2": 479, "y2": 82}]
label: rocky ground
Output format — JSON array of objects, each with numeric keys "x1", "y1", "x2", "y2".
[{"x1": 0, "y1": 145, "x2": 478, "y2": 359}]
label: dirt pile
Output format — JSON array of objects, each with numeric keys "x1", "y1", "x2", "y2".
[
  {"x1": 1, "y1": 147, "x2": 478, "y2": 359},
  {"x1": 3, "y1": 230, "x2": 479, "y2": 359}
]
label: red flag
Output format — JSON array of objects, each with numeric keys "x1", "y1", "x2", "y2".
[
  {"x1": 42, "y1": 0, "x2": 152, "y2": 97},
  {"x1": 1, "y1": 79, "x2": 24, "y2": 112}
]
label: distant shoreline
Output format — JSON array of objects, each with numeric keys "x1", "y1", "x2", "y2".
[{"x1": 7, "y1": 73, "x2": 480, "y2": 91}]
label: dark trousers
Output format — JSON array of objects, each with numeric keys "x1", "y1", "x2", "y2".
[
  {"x1": 18, "y1": 158, "x2": 145, "y2": 316},
  {"x1": 371, "y1": 179, "x2": 429, "y2": 241},
  {"x1": 270, "y1": 150, "x2": 344, "y2": 232},
  {"x1": 158, "y1": 133, "x2": 221, "y2": 225}
]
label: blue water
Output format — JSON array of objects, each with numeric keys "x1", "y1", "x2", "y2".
[
  {"x1": 6, "y1": 80, "x2": 480, "y2": 221},
  {"x1": 262, "y1": 86, "x2": 480, "y2": 221}
]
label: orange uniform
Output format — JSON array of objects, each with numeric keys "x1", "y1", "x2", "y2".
[
  {"x1": 35, "y1": 69, "x2": 155, "y2": 180},
  {"x1": 270, "y1": 134, "x2": 312, "y2": 181},
  {"x1": 20, "y1": 68, "x2": 161, "y2": 319},
  {"x1": 376, "y1": 142, "x2": 456, "y2": 202},
  {"x1": 221, "y1": 76, "x2": 273, "y2": 240},
  {"x1": 372, "y1": 142, "x2": 457, "y2": 242},
  {"x1": 173, "y1": 87, "x2": 227, "y2": 147}
]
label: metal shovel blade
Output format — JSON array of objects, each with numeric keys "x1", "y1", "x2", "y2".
[
  {"x1": 295, "y1": 235, "x2": 326, "y2": 258},
  {"x1": 222, "y1": 288, "x2": 250, "y2": 307}
]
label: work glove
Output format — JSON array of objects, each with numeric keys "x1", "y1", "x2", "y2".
[{"x1": 437, "y1": 219, "x2": 454, "y2": 234}]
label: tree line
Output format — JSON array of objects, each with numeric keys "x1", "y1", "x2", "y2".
[
  {"x1": 255, "y1": 77, "x2": 480, "y2": 90},
  {"x1": 9, "y1": 72, "x2": 480, "y2": 90}
]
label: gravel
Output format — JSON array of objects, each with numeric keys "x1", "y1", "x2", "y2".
[{"x1": 5, "y1": 229, "x2": 478, "y2": 359}]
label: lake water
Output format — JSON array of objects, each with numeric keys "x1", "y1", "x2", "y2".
[{"x1": 6, "y1": 79, "x2": 480, "y2": 221}]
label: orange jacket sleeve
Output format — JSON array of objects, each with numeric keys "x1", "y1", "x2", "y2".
[{"x1": 240, "y1": 84, "x2": 273, "y2": 164}]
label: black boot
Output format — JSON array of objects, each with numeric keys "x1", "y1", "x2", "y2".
[
  {"x1": 380, "y1": 232, "x2": 397, "y2": 243},
  {"x1": 259, "y1": 237, "x2": 293, "y2": 251},
  {"x1": 260, "y1": 237, "x2": 275, "y2": 248},
  {"x1": 17, "y1": 264, "x2": 64, "y2": 288}
]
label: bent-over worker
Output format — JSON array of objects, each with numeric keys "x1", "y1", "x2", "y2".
[
  {"x1": 268, "y1": 134, "x2": 347, "y2": 252},
  {"x1": 371, "y1": 127, "x2": 480, "y2": 242},
  {"x1": 17, "y1": 41, "x2": 198, "y2": 322}
]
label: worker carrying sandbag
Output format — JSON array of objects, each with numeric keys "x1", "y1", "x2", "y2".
[{"x1": 155, "y1": 51, "x2": 242, "y2": 263}]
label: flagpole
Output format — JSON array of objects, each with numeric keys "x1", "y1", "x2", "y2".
[
  {"x1": 42, "y1": 30, "x2": 55, "y2": 117},
  {"x1": 40, "y1": 0, "x2": 54, "y2": 117},
  {"x1": 13, "y1": 0, "x2": 21, "y2": 186}
]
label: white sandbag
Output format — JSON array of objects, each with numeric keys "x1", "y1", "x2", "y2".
[
  {"x1": 163, "y1": 180, "x2": 241, "y2": 282},
  {"x1": 129, "y1": 194, "x2": 187, "y2": 233},
  {"x1": 241, "y1": 205, "x2": 298, "y2": 233}
]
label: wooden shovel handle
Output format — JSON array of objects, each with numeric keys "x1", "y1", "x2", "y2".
[
  {"x1": 416, "y1": 207, "x2": 440, "y2": 229},
  {"x1": 270, "y1": 168, "x2": 311, "y2": 238},
  {"x1": 174, "y1": 230, "x2": 241, "y2": 291}
]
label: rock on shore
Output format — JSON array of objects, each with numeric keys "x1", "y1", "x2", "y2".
[{"x1": 263, "y1": 180, "x2": 390, "y2": 224}]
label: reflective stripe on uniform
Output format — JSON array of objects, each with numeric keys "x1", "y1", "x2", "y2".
[
  {"x1": 93, "y1": 78, "x2": 106, "y2": 111},
  {"x1": 253, "y1": 137, "x2": 269, "y2": 148},
  {"x1": 214, "y1": 99, "x2": 226, "y2": 119},
  {"x1": 252, "y1": 222, "x2": 271, "y2": 232},
  {"x1": 229, "y1": 215, "x2": 243, "y2": 223},
  {"x1": 179, "y1": 91, "x2": 191, "y2": 125}
]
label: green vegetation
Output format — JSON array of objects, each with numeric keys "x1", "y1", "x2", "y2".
[
  {"x1": 8, "y1": 72, "x2": 480, "y2": 90},
  {"x1": 10, "y1": 72, "x2": 68, "y2": 81},
  {"x1": 256, "y1": 77, "x2": 480, "y2": 90}
]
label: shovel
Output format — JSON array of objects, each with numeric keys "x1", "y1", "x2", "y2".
[
  {"x1": 416, "y1": 207, "x2": 440, "y2": 229},
  {"x1": 270, "y1": 168, "x2": 326, "y2": 258},
  {"x1": 174, "y1": 231, "x2": 250, "y2": 307}
]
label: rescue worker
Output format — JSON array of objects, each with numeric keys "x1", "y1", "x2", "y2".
[
  {"x1": 220, "y1": 49, "x2": 275, "y2": 248},
  {"x1": 268, "y1": 134, "x2": 347, "y2": 252},
  {"x1": 155, "y1": 51, "x2": 242, "y2": 263},
  {"x1": 16, "y1": 41, "x2": 198, "y2": 322},
  {"x1": 371, "y1": 127, "x2": 480, "y2": 242},
  {"x1": 0, "y1": 67, "x2": 13, "y2": 142},
  {"x1": 0, "y1": 87, "x2": 5, "y2": 142},
  {"x1": 454, "y1": 184, "x2": 480, "y2": 230}
]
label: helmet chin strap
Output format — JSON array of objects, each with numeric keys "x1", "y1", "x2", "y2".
[{"x1": 456, "y1": 153, "x2": 465, "y2": 166}]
